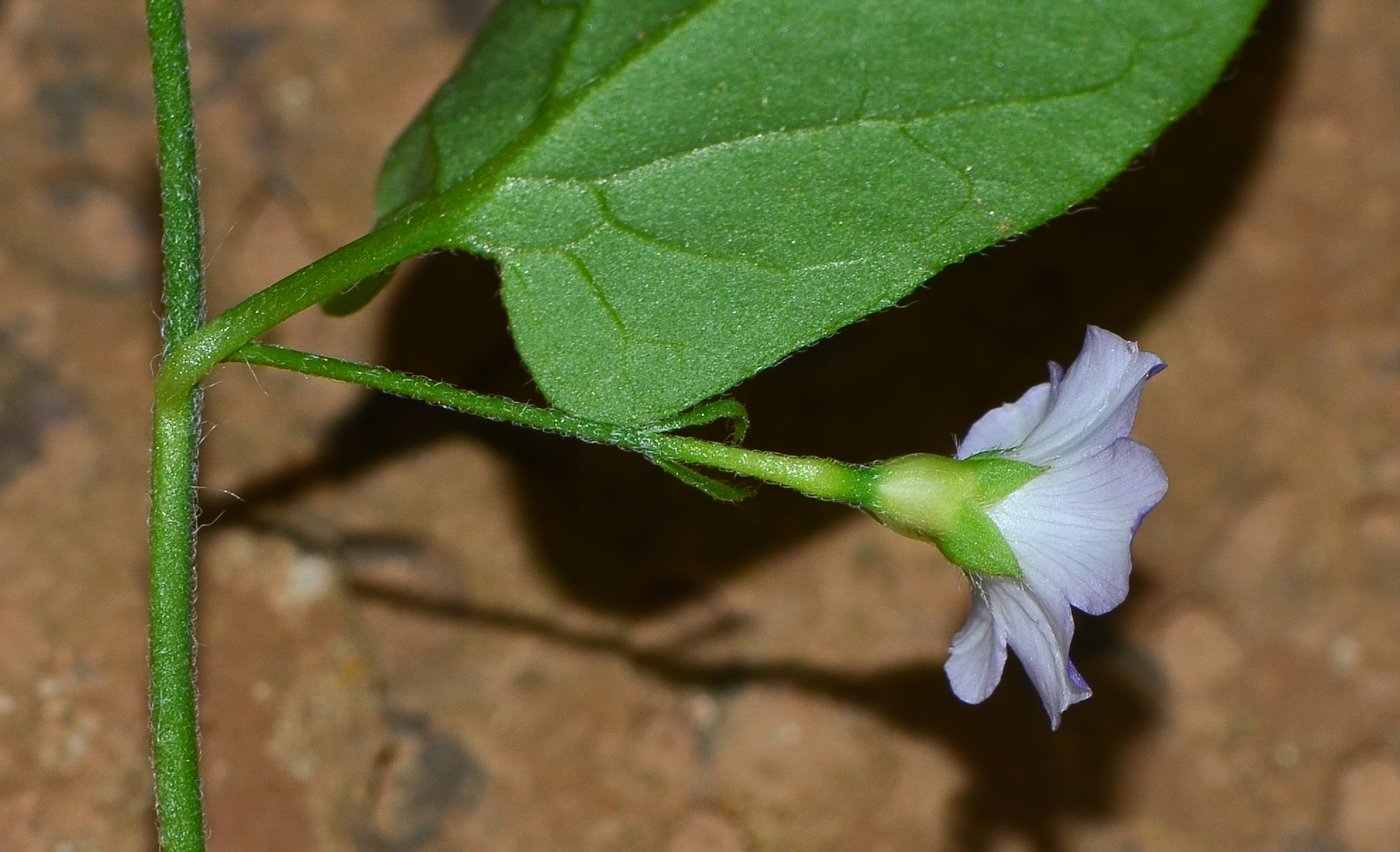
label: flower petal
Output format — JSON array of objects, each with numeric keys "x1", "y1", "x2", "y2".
[
  {"x1": 944, "y1": 586, "x2": 1007, "y2": 703},
  {"x1": 981, "y1": 576, "x2": 1090, "y2": 729},
  {"x1": 989, "y1": 437, "x2": 1168, "y2": 615},
  {"x1": 957, "y1": 381, "x2": 1053, "y2": 460},
  {"x1": 1012, "y1": 327, "x2": 1164, "y2": 467}
]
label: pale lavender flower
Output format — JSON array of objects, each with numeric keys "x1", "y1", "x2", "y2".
[{"x1": 943, "y1": 326, "x2": 1168, "y2": 727}]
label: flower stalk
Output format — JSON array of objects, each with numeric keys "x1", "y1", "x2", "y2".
[{"x1": 231, "y1": 343, "x2": 868, "y2": 501}]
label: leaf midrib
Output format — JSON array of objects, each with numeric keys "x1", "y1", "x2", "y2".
[
  {"x1": 427, "y1": 0, "x2": 726, "y2": 231},
  {"x1": 428, "y1": 0, "x2": 1155, "y2": 251}
]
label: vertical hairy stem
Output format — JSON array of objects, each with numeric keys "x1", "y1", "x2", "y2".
[
  {"x1": 146, "y1": 0, "x2": 205, "y2": 349},
  {"x1": 148, "y1": 396, "x2": 205, "y2": 852},
  {"x1": 144, "y1": 0, "x2": 208, "y2": 847}
]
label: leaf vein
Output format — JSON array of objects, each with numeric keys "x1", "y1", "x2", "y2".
[
  {"x1": 537, "y1": 0, "x2": 591, "y2": 108},
  {"x1": 585, "y1": 78, "x2": 1140, "y2": 181},
  {"x1": 589, "y1": 187, "x2": 798, "y2": 277}
]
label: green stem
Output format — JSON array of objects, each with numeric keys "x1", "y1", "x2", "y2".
[
  {"x1": 144, "y1": 0, "x2": 207, "y2": 847},
  {"x1": 156, "y1": 212, "x2": 452, "y2": 408},
  {"x1": 231, "y1": 343, "x2": 869, "y2": 503},
  {"x1": 647, "y1": 435, "x2": 867, "y2": 501},
  {"x1": 234, "y1": 343, "x2": 651, "y2": 447},
  {"x1": 146, "y1": 0, "x2": 204, "y2": 349},
  {"x1": 148, "y1": 393, "x2": 204, "y2": 852}
]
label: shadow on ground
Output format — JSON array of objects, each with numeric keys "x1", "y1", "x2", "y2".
[
  {"x1": 205, "y1": 2, "x2": 1299, "y2": 848},
  {"x1": 342, "y1": 569, "x2": 1161, "y2": 852}
]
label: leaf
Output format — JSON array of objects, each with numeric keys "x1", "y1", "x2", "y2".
[{"x1": 368, "y1": 0, "x2": 1265, "y2": 425}]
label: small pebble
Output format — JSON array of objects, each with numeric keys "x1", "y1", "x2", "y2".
[{"x1": 1329, "y1": 636, "x2": 1360, "y2": 677}]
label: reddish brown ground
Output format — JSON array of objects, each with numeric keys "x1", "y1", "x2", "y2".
[{"x1": 3, "y1": 0, "x2": 1400, "y2": 849}]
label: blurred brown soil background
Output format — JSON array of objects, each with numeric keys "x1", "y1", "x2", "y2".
[{"x1": 3, "y1": 0, "x2": 1400, "y2": 849}]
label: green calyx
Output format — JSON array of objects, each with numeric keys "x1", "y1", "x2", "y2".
[{"x1": 857, "y1": 452, "x2": 1045, "y2": 578}]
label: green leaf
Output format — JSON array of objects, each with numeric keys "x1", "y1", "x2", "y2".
[{"x1": 369, "y1": 0, "x2": 1264, "y2": 425}]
